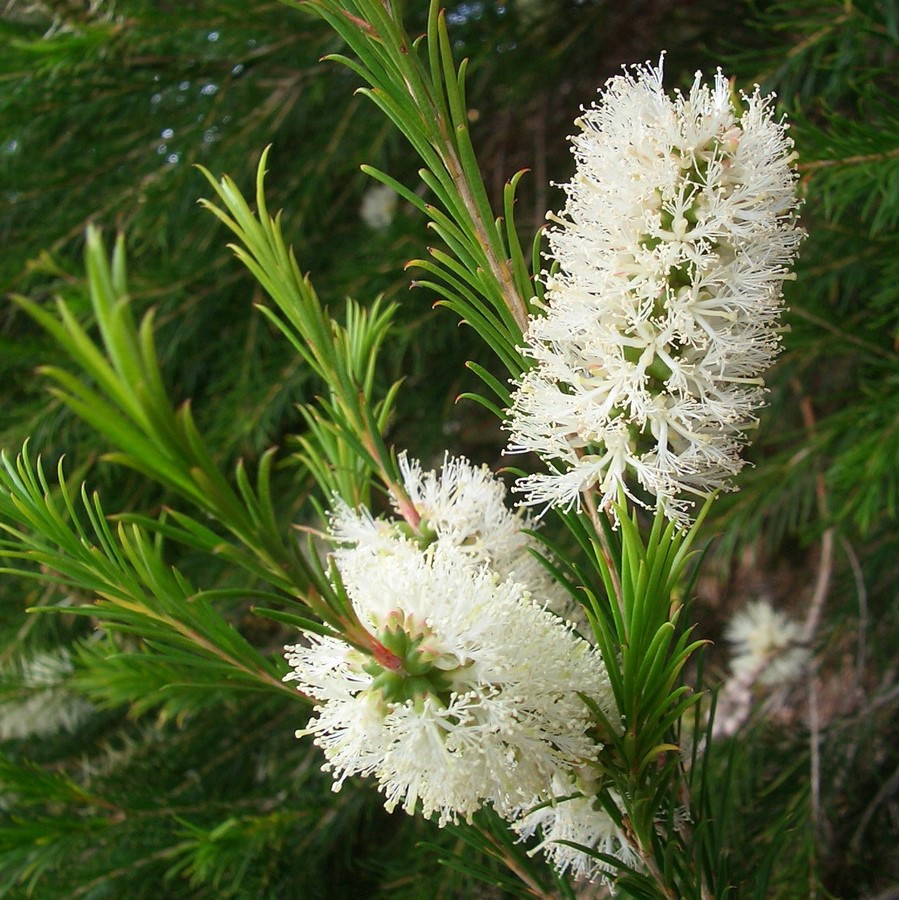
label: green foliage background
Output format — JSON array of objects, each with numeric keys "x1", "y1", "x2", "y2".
[{"x1": 1, "y1": 0, "x2": 897, "y2": 896}]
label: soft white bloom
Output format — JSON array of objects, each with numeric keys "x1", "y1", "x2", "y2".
[
  {"x1": 0, "y1": 648, "x2": 94, "y2": 741},
  {"x1": 726, "y1": 598, "x2": 809, "y2": 686},
  {"x1": 712, "y1": 599, "x2": 810, "y2": 738},
  {"x1": 284, "y1": 541, "x2": 612, "y2": 826},
  {"x1": 330, "y1": 452, "x2": 569, "y2": 613},
  {"x1": 359, "y1": 183, "x2": 398, "y2": 229},
  {"x1": 512, "y1": 770, "x2": 638, "y2": 882},
  {"x1": 507, "y1": 58, "x2": 803, "y2": 524}
]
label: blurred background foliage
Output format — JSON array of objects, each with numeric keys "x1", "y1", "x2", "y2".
[{"x1": 1, "y1": 0, "x2": 897, "y2": 896}]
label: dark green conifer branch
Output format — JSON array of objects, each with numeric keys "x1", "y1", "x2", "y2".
[
  {"x1": 0, "y1": 449, "x2": 297, "y2": 706},
  {"x1": 293, "y1": 0, "x2": 535, "y2": 374},
  {"x1": 13, "y1": 230, "x2": 319, "y2": 598},
  {"x1": 199, "y1": 149, "x2": 410, "y2": 518}
]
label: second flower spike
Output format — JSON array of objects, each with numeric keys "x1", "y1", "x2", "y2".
[{"x1": 284, "y1": 454, "x2": 614, "y2": 827}]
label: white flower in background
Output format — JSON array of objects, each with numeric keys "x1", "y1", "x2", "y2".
[
  {"x1": 507, "y1": 58, "x2": 803, "y2": 524},
  {"x1": 0, "y1": 648, "x2": 94, "y2": 741},
  {"x1": 284, "y1": 541, "x2": 612, "y2": 826},
  {"x1": 512, "y1": 770, "x2": 638, "y2": 882},
  {"x1": 359, "y1": 183, "x2": 398, "y2": 229},
  {"x1": 330, "y1": 452, "x2": 567, "y2": 612},
  {"x1": 726, "y1": 598, "x2": 809, "y2": 686}
]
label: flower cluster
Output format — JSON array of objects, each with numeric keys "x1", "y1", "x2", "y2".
[
  {"x1": 507, "y1": 59, "x2": 803, "y2": 524},
  {"x1": 284, "y1": 455, "x2": 614, "y2": 831}
]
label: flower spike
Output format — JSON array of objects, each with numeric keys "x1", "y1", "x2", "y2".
[{"x1": 507, "y1": 58, "x2": 803, "y2": 524}]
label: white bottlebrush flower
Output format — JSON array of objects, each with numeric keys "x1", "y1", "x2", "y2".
[
  {"x1": 512, "y1": 770, "x2": 638, "y2": 882},
  {"x1": 726, "y1": 598, "x2": 809, "y2": 686},
  {"x1": 330, "y1": 451, "x2": 568, "y2": 612},
  {"x1": 507, "y1": 58, "x2": 803, "y2": 524},
  {"x1": 284, "y1": 541, "x2": 612, "y2": 826}
]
